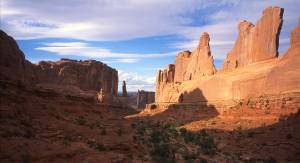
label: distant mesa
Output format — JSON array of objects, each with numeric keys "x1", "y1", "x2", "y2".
[{"x1": 0, "y1": 30, "x2": 118, "y2": 101}]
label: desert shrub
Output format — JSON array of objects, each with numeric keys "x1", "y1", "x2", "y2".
[
  {"x1": 132, "y1": 120, "x2": 218, "y2": 161},
  {"x1": 234, "y1": 125, "x2": 243, "y2": 137},
  {"x1": 260, "y1": 123, "x2": 266, "y2": 128},
  {"x1": 87, "y1": 140, "x2": 106, "y2": 151},
  {"x1": 151, "y1": 143, "x2": 175, "y2": 163},
  {"x1": 63, "y1": 135, "x2": 72, "y2": 146},
  {"x1": 76, "y1": 116, "x2": 87, "y2": 125},
  {"x1": 115, "y1": 128, "x2": 123, "y2": 136},
  {"x1": 100, "y1": 127, "x2": 106, "y2": 135},
  {"x1": 247, "y1": 131, "x2": 256, "y2": 138},
  {"x1": 95, "y1": 144, "x2": 106, "y2": 151}
]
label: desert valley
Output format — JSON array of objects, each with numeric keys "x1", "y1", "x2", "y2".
[{"x1": 1, "y1": 4, "x2": 300, "y2": 163}]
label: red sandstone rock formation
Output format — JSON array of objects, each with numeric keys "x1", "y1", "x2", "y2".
[
  {"x1": 36, "y1": 59, "x2": 118, "y2": 95},
  {"x1": 0, "y1": 30, "x2": 36, "y2": 86},
  {"x1": 155, "y1": 32, "x2": 217, "y2": 102},
  {"x1": 122, "y1": 80, "x2": 127, "y2": 97},
  {"x1": 221, "y1": 7, "x2": 283, "y2": 72},
  {"x1": 183, "y1": 32, "x2": 217, "y2": 80},
  {"x1": 0, "y1": 30, "x2": 118, "y2": 96},
  {"x1": 174, "y1": 51, "x2": 191, "y2": 83},
  {"x1": 155, "y1": 6, "x2": 300, "y2": 104}
]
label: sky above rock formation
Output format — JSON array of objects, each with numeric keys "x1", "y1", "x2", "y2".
[{"x1": 1, "y1": 0, "x2": 300, "y2": 91}]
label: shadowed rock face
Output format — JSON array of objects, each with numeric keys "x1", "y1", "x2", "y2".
[
  {"x1": 155, "y1": 6, "x2": 300, "y2": 104},
  {"x1": 37, "y1": 59, "x2": 118, "y2": 95},
  {"x1": 0, "y1": 30, "x2": 118, "y2": 95},
  {"x1": 221, "y1": 7, "x2": 284, "y2": 72}
]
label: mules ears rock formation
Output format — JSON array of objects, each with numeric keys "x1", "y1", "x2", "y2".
[
  {"x1": 0, "y1": 30, "x2": 118, "y2": 98},
  {"x1": 155, "y1": 6, "x2": 300, "y2": 105}
]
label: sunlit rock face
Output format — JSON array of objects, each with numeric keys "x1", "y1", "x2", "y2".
[
  {"x1": 0, "y1": 30, "x2": 118, "y2": 96},
  {"x1": 221, "y1": 7, "x2": 284, "y2": 72},
  {"x1": 183, "y1": 32, "x2": 217, "y2": 80},
  {"x1": 155, "y1": 6, "x2": 300, "y2": 104}
]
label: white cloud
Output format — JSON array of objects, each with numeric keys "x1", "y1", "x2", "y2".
[
  {"x1": 2, "y1": 0, "x2": 299, "y2": 60},
  {"x1": 118, "y1": 70, "x2": 156, "y2": 91},
  {"x1": 113, "y1": 59, "x2": 140, "y2": 63},
  {"x1": 35, "y1": 41, "x2": 176, "y2": 60},
  {"x1": 1, "y1": 0, "x2": 220, "y2": 40},
  {"x1": 173, "y1": 0, "x2": 300, "y2": 60}
]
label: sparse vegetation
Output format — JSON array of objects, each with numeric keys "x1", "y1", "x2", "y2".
[
  {"x1": 76, "y1": 116, "x2": 87, "y2": 125},
  {"x1": 87, "y1": 140, "x2": 106, "y2": 151},
  {"x1": 131, "y1": 120, "x2": 217, "y2": 162},
  {"x1": 100, "y1": 127, "x2": 107, "y2": 135},
  {"x1": 234, "y1": 125, "x2": 243, "y2": 137},
  {"x1": 247, "y1": 131, "x2": 256, "y2": 138},
  {"x1": 116, "y1": 128, "x2": 123, "y2": 136},
  {"x1": 63, "y1": 135, "x2": 72, "y2": 146}
]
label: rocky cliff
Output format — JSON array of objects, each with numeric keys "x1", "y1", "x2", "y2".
[
  {"x1": 156, "y1": 32, "x2": 217, "y2": 102},
  {"x1": 155, "y1": 6, "x2": 300, "y2": 104},
  {"x1": 183, "y1": 32, "x2": 217, "y2": 80},
  {"x1": 221, "y1": 7, "x2": 283, "y2": 72},
  {"x1": 0, "y1": 30, "x2": 118, "y2": 96}
]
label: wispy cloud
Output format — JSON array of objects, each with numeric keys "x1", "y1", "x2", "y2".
[
  {"x1": 1, "y1": 0, "x2": 223, "y2": 40},
  {"x1": 118, "y1": 70, "x2": 156, "y2": 91},
  {"x1": 35, "y1": 42, "x2": 176, "y2": 60},
  {"x1": 173, "y1": 0, "x2": 300, "y2": 60}
]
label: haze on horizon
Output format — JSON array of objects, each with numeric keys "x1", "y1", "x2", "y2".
[{"x1": 1, "y1": 0, "x2": 300, "y2": 92}]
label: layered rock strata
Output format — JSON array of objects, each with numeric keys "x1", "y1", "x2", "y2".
[
  {"x1": 221, "y1": 7, "x2": 284, "y2": 72},
  {"x1": 155, "y1": 6, "x2": 300, "y2": 105},
  {"x1": 0, "y1": 30, "x2": 118, "y2": 96}
]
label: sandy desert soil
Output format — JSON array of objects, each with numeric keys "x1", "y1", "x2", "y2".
[{"x1": 1, "y1": 81, "x2": 300, "y2": 163}]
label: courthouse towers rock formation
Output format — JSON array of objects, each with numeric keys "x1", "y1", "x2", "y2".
[{"x1": 155, "y1": 6, "x2": 300, "y2": 104}]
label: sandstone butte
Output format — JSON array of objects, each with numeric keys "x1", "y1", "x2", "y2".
[
  {"x1": 0, "y1": 30, "x2": 118, "y2": 98},
  {"x1": 155, "y1": 6, "x2": 300, "y2": 106}
]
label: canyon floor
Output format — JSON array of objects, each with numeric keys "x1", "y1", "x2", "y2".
[{"x1": 1, "y1": 80, "x2": 299, "y2": 163}]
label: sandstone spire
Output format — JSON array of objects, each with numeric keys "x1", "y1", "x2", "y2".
[
  {"x1": 183, "y1": 32, "x2": 217, "y2": 80},
  {"x1": 291, "y1": 18, "x2": 300, "y2": 48},
  {"x1": 122, "y1": 80, "x2": 127, "y2": 97},
  {"x1": 221, "y1": 6, "x2": 284, "y2": 72}
]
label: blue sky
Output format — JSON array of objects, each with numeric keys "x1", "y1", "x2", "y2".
[{"x1": 1, "y1": 0, "x2": 299, "y2": 91}]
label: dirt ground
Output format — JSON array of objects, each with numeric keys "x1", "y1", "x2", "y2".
[{"x1": 1, "y1": 81, "x2": 300, "y2": 163}]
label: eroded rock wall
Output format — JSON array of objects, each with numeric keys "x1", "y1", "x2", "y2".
[
  {"x1": 183, "y1": 32, "x2": 217, "y2": 80},
  {"x1": 174, "y1": 51, "x2": 191, "y2": 83},
  {"x1": 221, "y1": 7, "x2": 283, "y2": 72},
  {"x1": 0, "y1": 30, "x2": 118, "y2": 96},
  {"x1": 155, "y1": 6, "x2": 300, "y2": 104},
  {"x1": 156, "y1": 32, "x2": 217, "y2": 102}
]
